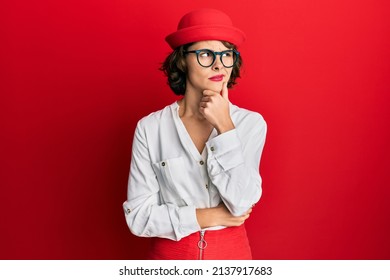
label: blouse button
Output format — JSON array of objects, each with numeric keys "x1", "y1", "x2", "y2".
[
  {"x1": 126, "y1": 208, "x2": 131, "y2": 214},
  {"x1": 210, "y1": 147, "x2": 215, "y2": 152},
  {"x1": 161, "y1": 162, "x2": 166, "y2": 167},
  {"x1": 199, "y1": 160, "x2": 204, "y2": 165}
]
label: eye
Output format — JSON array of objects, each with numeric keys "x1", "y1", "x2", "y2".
[
  {"x1": 199, "y1": 50, "x2": 213, "y2": 57},
  {"x1": 222, "y1": 51, "x2": 233, "y2": 57}
]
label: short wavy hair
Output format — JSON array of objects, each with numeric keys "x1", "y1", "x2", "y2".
[{"x1": 160, "y1": 41, "x2": 243, "y2": 95}]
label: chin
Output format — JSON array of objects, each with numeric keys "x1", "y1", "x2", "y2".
[{"x1": 207, "y1": 82, "x2": 223, "y2": 93}]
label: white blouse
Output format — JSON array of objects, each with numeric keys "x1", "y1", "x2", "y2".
[{"x1": 123, "y1": 101, "x2": 267, "y2": 241}]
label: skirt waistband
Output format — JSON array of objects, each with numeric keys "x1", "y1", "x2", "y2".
[{"x1": 148, "y1": 224, "x2": 252, "y2": 260}]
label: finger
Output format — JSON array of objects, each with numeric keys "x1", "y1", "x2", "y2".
[
  {"x1": 244, "y1": 210, "x2": 251, "y2": 217},
  {"x1": 201, "y1": 96, "x2": 211, "y2": 102},
  {"x1": 199, "y1": 102, "x2": 208, "y2": 108},
  {"x1": 221, "y1": 82, "x2": 229, "y2": 100},
  {"x1": 236, "y1": 214, "x2": 249, "y2": 225}
]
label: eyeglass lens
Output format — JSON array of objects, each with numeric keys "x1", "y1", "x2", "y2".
[{"x1": 197, "y1": 50, "x2": 237, "y2": 68}]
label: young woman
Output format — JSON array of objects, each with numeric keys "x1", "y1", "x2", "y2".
[{"x1": 123, "y1": 8, "x2": 267, "y2": 260}]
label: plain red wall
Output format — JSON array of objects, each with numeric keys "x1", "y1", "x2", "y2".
[{"x1": 1, "y1": 0, "x2": 389, "y2": 259}]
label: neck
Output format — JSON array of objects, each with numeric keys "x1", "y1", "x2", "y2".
[{"x1": 178, "y1": 87, "x2": 204, "y2": 119}]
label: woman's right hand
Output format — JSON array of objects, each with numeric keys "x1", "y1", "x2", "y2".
[{"x1": 196, "y1": 203, "x2": 252, "y2": 229}]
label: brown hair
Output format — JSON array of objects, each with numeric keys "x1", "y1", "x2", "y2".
[{"x1": 160, "y1": 41, "x2": 243, "y2": 95}]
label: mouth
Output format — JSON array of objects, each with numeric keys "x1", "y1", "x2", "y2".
[{"x1": 208, "y1": 74, "x2": 225, "y2": 82}]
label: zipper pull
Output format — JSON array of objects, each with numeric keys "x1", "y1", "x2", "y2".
[{"x1": 198, "y1": 230, "x2": 207, "y2": 260}]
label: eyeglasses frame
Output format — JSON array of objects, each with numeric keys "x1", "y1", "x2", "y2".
[{"x1": 184, "y1": 49, "x2": 240, "y2": 68}]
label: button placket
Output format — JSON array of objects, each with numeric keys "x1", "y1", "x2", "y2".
[{"x1": 197, "y1": 156, "x2": 209, "y2": 190}]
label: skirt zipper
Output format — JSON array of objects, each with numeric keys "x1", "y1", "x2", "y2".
[{"x1": 198, "y1": 230, "x2": 207, "y2": 260}]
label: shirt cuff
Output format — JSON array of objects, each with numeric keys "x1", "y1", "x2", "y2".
[
  {"x1": 206, "y1": 129, "x2": 245, "y2": 176},
  {"x1": 177, "y1": 205, "x2": 201, "y2": 239}
]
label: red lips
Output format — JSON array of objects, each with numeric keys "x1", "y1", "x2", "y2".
[{"x1": 208, "y1": 74, "x2": 224, "y2": 82}]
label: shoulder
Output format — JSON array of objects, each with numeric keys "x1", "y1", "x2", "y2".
[
  {"x1": 136, "y1": 102, "x2": 177, "y2": 131},
  {"x1": 230, "y1": 103, "x2": 266, "y2": 130}
]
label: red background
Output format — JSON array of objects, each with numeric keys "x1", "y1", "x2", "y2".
[{"x1": 1, "y1": 0, "x2": 389, "y2": 259}]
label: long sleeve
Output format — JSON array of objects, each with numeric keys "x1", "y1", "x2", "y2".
[
  {"x1": 205, "y1": 113, "x2": 267, "y2": 216},
  {"x1": 123, "y1": 102, "x2": 267, "y2": 240},
  {"x1": 123, "y1": 120, "x2": 201, "y2": 241}
]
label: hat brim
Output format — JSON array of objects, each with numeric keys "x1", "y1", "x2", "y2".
[{"x1": 165, "y1": 25, "x2": 246, "y2": 49}]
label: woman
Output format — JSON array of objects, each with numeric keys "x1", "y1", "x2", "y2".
[{"x1": 123, "y1": 8, "x2": 267, "y2": 260}]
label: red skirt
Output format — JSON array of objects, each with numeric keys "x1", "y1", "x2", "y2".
[{"x1": 147, "y1": 225, "x2": 252, "y2": 260}]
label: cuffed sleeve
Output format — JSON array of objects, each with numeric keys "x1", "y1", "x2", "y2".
[
  {"x1": 206, "y1": 129, "x2": 245, "y2": 176},
  {"x1": 123, "y1": 120, "x2": 201, "y2": 241},
  {"x1": 206, "y1": 115, "x2": 267, "y2": 216}
]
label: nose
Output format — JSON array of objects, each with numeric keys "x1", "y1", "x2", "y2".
[{"x1": 212, "y1": 54, "x2": 223, "y2": 70}]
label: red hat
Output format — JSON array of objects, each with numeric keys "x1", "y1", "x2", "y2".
[{"x1": 165, "y1": 8, "x2": 246, "y2": 49}]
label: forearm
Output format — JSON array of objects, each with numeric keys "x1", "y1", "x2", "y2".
[
  {"x1": 215, "y1": 117, "x2": 235, "y2": 134},
  {"x1": 206, "y1": 129, "x2": 263, "y2": 215},
  {"x1": 196, "y1": 204, "x2": 252, "y2": 229},
  {"x1": 124, "y1": 199, "x2": 200, "y2": 240},
  {"x1": 212, "y1": 166, "x2": 262, "y2": 215}
]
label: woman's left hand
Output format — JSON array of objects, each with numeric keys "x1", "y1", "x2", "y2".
[{"x1": 199, "y1": 82, "x2": 235, "y2": 134}]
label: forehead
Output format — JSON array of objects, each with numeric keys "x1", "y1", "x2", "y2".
[{"x1": 190, "y1": 40, "x2": 230, "y2": 50}]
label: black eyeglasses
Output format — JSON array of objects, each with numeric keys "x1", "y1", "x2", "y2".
[{"x1": 184, "y1": 49, "x2": 240, "y2": 68}]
